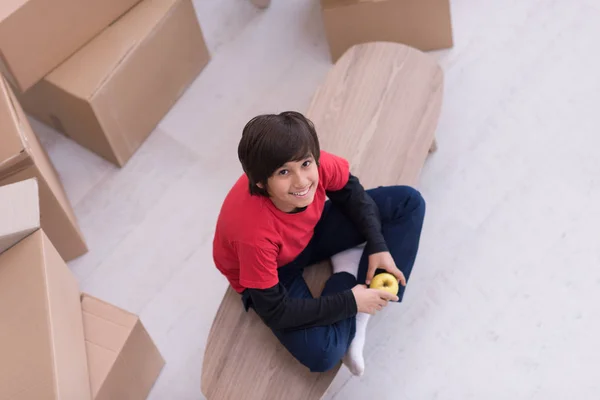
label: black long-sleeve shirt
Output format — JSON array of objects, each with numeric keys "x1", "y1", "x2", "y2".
[{"x1": 245, "y1": 173, "x2": 386, "y2": 332}]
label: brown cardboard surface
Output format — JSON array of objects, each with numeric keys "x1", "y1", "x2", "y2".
[
  {"x1": 0, "y1": 0, "x2": 141, "y2": 92},
  {"x1": 20, "y1": 0, "x2": 211, "y2": 167},
  {"x1": 0, "y1": 230, "x2": 91, "y2": 400},
  {"x1": 0, "y1": 75, "x2": 87, "y2": 261},
  {"x1": 0, "y1": 178, "x2": 39, "y2": 254},
  {"x1": 320, "y1": 0, "x2": 453, "y2": 62},
  {"x1": 0, "y1": 77, "x2": 23, "y2": 166},
  {"x1": 81, "y1": 294, "x2": 165, "y2": 399}
]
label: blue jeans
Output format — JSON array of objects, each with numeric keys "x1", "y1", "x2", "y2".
[{"x1": 243, "y1": 185, "x2": 426, "y2": 372}]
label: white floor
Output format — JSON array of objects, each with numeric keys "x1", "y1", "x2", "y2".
[{"x1": 30, "y1": 0, "x2": 600, "y2": 398}]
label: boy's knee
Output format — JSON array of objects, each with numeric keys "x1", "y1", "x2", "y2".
[
  {"x1": 400, "y1": 185, "x2": 425, "y2": 207},
  {"x1": 299, "y1": 345, "x2": 345, "y2": 373},
  {"x1": 381, "y1": 185, "x2": 426, "y2": 220}
]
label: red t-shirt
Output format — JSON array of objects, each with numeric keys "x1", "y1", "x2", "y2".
[{"x1": 212, "y1": 151, "x2": 350, "y2": 293}]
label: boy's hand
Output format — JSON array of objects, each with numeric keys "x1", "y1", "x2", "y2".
[
  {"x1": 366, "y1": 251, "x2": 406, "y2": 286},
  {"x1": 351, "y1": 284, "x2": 399, "y2": 315}
]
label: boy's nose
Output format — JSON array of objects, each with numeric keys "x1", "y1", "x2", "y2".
[{"x1": 293, "y1": 176, "x2": 309, "y2": 189}]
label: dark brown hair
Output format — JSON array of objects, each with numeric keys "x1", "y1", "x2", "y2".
[{"x1": 238, "y1": 111, "x2": 321, "y2": 196}]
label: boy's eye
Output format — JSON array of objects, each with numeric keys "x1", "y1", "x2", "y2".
[
  {"x1": 278, "y1": 169, "x2": 289, "y2": 175},
  {"x1": 302, "y1": 160, "x2": 312, "y2": 167}
]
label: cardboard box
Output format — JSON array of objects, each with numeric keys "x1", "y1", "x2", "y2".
[
  {"x1": 321, "y1": 0, "x2": 453, "y2": 62},
  {"x1": 0, "y1": 74, "x2": 87, "y2": 261},
  {"x1": 82, "y1": 294, "x2": 165, "y2": 399},
  {"x1": 0, "y1": 201, "x2": 91, "y2": 399},
  {"x1": 0, "y1": 178, "x2": 40, "y2": 253},
  {"x1": 0, "y1": 0, "x2": 141, "y2": 92},
  {"x1": 20, "y1": 0, "x2": 211, "y2": 167}
]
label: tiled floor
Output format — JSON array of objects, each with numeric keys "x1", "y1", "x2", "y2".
[{"x1": 31, "y1": 0, "x2": 600, "y2": 398}]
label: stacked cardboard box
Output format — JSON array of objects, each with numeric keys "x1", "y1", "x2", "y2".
[
  {"x1": 1, "y1": 0, "x2": 211, "y2": 313},
  {"x1": 0, "y1": 0, "x2": 141, "y2": 93},
  {"x1": 2, "y1": 0, "x2": 204, "y2": 397},
  {"x1": 2, "y1": 2, "x2": 175, "y2": 391},
  {"x1": 0, "y1": 74, "x2": 87, "y2": 261},
  {"x1": 2, "y1": 0, "x2": 210, "y2": 167},
  {"x1": 321, "y1": 0, "x2": 454, "y2": 62},
  {"x1": 0, "y1": 179, "x2": 165, "y2": 399},
  {"x1": 0, "y1": 0, "x2": 210, "y2": 166}
]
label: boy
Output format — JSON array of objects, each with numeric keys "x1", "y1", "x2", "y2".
[{"x1": 213, "y1": 111, "x2": 426, "y2": 376}]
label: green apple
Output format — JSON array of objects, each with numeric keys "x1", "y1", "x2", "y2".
[{"x1": 369, "y1": 272, "x2": 399, "y2": 295}]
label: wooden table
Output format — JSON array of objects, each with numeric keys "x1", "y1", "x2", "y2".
[{"x1": 201, "y1": 41, "x2": 444, "y2": 400}]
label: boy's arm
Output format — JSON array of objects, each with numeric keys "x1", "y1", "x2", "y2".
[
  {"x1": 326, "y1": 173, "x2": 388, "y2": 256},
  {"x1": 246, "y1": 284, "x2": 357, "y2": 331},
  {"x1": 237, "y1": 240, "x2": 357, "y2": 331}
]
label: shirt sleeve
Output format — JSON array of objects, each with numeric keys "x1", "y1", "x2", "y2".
[
  {"x1": 246, "y1": 283, "x2": 358, "y2": 331},
  {"x1": 319, "y1": 151, "x2": 350, "y2": 192},
  {"x1": 237, "y1": 240, "x2": 280, "y2": 290},
  {"x1": 326, "y1": 173, "x2": 388, "y2": 256}
]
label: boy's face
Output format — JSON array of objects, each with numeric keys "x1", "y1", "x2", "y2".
[{"x1": 260, "y1": 154, "x2": 319, "y2": 212}]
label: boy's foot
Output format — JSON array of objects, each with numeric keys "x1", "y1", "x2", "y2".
[
  {"x1": 332, "y1": 245, "x2": 369, "y2": 376},
  {"x1": 342, "y1": 312, "x2": 370, "y2": 376}
]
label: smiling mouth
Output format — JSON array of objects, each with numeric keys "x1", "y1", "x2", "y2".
[{"x1": 291, "y1": 185, "x2": 311, "y2": 197}]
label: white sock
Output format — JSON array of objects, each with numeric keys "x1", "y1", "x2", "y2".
[
  {"x1": 330, "y1": 245, "x2": 370, "y2": 377},
  {"x1": 342, "y1": 312, "x2": 370, "y2": 376},
  {"x1": 330, "y1": 244, "x2": 365, "y2": 278}
]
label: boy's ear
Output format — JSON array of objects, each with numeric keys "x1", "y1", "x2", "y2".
[{"x1": 256, "y1": 182, "x2": 264, "y2": 189}]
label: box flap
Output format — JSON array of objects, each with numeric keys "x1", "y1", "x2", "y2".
[
  {"x1": 81, "y1": 294, "x2": 164, "y2": 400},
  {"x1": 85, "y1": 341, "x2": 119, "y2": 397},
  {"x1": 81, "y1": 294, "x2": 138, "y2": 328},
  {"x1": 81, "y1": 294, "x2": 137, "y2": 397},
  {"x1": 99, "y1": 322, "x2": 165, "y2": 399},
  {"x1": 45, "y1": 0, "x2": 180, "y2": 101},
  {"x1": 0, "y1": 178, "x2": 40, "y2": 254},
  {"x1": 0, "y1": 75, "x2": 26, "y2": 169}
]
